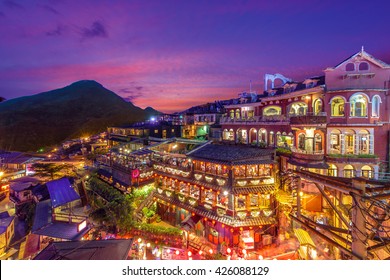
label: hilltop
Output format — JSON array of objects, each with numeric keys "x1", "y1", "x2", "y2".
[{"x1": 0, "y1": 80, "x2": 147, "y2": 151}]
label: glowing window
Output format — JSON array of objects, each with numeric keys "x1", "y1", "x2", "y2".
[{"x1": 331, "y1": 97, "x2": 345, "y2": 117}]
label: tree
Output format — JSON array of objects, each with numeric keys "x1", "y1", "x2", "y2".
[
  {"x1": 87, "y1": 177, "x2": 135, "y2": 234},
  {"x1": 32, "y1": 162, "x2": 75, "y2": 180},
  {"x1": 0, "y1": 97, "x2": 5, "y2": 103}
]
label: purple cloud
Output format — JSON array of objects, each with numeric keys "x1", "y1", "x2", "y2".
[{"x1": 81, "y1": 21, "x2": 108, "y2": 39}]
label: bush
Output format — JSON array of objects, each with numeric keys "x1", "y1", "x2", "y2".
[{"x1": 276, "y1": 147, "x2": 292, "y2": 155}]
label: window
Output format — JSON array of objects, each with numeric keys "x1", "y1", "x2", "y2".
[
  {"x1": 313, "y1": 99, "x2": 323, "y2": 115},
  {"x1": 331, "y1": 97, "x2": 345, "y2": 116},
  {"x1": 372, "y1": 95, "x2": 380, "y2": 117},
  {"x1": 263, "y1": 106, "x2": 281, "y2": 116},
  {"x1": 343, "y1": 165, "x2": 355, "y2": 178},
  {"x1": 223, "y1": 129, "x2": 234, "y2": 141},
  {"x1": 288, "y1": 102, "x2": 307, "y2": 116},
  {"x1": 330, "y1": 130, "x2": 341, "y2": 154},
  {"x1": 357, "y1": 130, "x2": 369, "y2": 154},
  {"x1": 230, "y1": 110, "x2": 234, "y2": 119},
  {"x1": 314, "y1": 133, "x2": 322, "y2": 152},
  {"x1": 258, "y1": 129, "x2": 267, "y2": 145},
  {"x1": 362, "y1": 165, "x2": 373, "y2": 178},
  {"x1": 269, "y1": 131, "x2": 275, "y2": 146},
  {"x1": 298, "y1": 133, "x2": 305, "y2": 150},
  {"x1": 235, "y1": 109, "x2": 241, "y2": 119},
  {"x1": 361, "y1": 165, "x2": 373, "y2": 179},
  {"x1": 359, "y1": 62, "x2": 369, "y2": 71},
  {"x1": 154, "y1": 129, "x2": 158, "y2": 133},
  {"x1": 171, "y1": 129, "x2": 175, "y2": 133},
  {"x1": 350, "y1": 94, "x2": 368, "y2": 117},
  {"x1": 345, "y1": 63, "x2": 355, "y2": 71},
  {"x1": 345, "y1": 130, "x2": 355, "y2": 154},
  {"x1": 328, "y1": 164, "x2": 338, "y2": 177}
]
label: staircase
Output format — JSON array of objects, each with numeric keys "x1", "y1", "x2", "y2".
[{"x1": 134, "y1": 191, "x2": 155, "y2": 222}]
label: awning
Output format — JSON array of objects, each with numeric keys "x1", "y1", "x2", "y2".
[{"x1": 294, "y1": 228, "x2": 316, "y2": 247}]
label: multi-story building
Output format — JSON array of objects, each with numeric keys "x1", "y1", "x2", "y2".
[
  {"x1": 221, "y1": 48, "x2": 390, "y2": 179},
  {"x1": 152, "y1": 141, "x2": 278, "y2": 249}
]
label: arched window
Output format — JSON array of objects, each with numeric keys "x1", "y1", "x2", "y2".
[
  {"x1": 330, "y1": 130, "x2": 341, "y2": 154},
  {"x1": 359, "y1": 62, "x2": 369, "y2": 71},
  {"x1": 263, "y1": 106, "x2": 282, "y2": 116},
  {"x1": 331, "y1": 97, "x2": 345, "y2": 117},
  {"x1": 343, "y1": 165, "x2": 355, "y2": 178},
  {"x1": 258, "y1": 129, "x2": 267, "y2": 145},
  {"x1": 298, "y1": 133, "x2": 305, "y2": 150},
  {"x1": 361, "y1": 165, "x2": 373, "y2": 179},
  {"x1": 235, "y1": 109, "x2": 241, "y2": 119},
  {"x1": 314, "y1": 133, "x2": 322, "y2": 152},
  {"x1": 372, "y1": 95, "x2": 380, "y2": 117},
  {"x1": 328, "y1": 164, "x2": 338, "y2": 177},
  {"x1": 313, "y1": 99, "x2": 323, "y2": 115},
  {"x1": 236, "y1": 128, "x2": 247, "y2": 144},
  {"x1": 229, "y1": 110, "x2": 234, "y2": 119},
  {"x1": 345, "y1": 63, "x2": 355, "y2": 71},
  {"x1": 345, "y1": 129, "x2": 356, "y2": 154},
  {"x1": 350, "y1": 94, "x2": 368, "y2": 117},
  {"x1": 357, "y1": 130, "x2": 369, "y2": 154},
  {"x1": 269, "y1": 131, "x2": 275, "y2": 146},
  {"x1": 223, "y1": 129, "x2": 234, "y2": 141},
  {"x1": 288, "y1": 102, "x2": 308, "y2": 116},
  {"x1": 276, "y1": 132, "x2": 283, "y2": 147}
]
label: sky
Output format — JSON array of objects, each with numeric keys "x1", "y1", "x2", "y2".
[{"x1": 0, "y1": 0, "x2": 389, "y2": 113}]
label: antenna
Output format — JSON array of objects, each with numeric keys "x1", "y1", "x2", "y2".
[
  {"x1": 361, "y1": 46, "x2": 364, "y2": 52},
  {"x1": 250, "y1": 80, "x2": 252, "y2": 93}
]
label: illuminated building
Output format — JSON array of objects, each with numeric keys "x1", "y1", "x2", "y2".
[{"x1": 151, "y1": 141, "x2": 278, "y2": 249}]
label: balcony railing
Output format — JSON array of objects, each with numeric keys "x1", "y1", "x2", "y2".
[
  {"x1": 220, "y1": 115, "x2": 289, "y2": 124},
  {"x1": 290, "y1": 147, "x2": 325, "y2": 161},
  {"x1": 289, "y1": 112, "x2": 327, "y2": 125}
]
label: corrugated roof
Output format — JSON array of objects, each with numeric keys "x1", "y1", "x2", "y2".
[
  {"x1": 0, "y1": 212, "x2": 14, "y2": 235},
  {"x1": 32, "y1": 222, "x2": 89, "y2": 241},
  {"x1": 32, "y1": 200, "x2": 52, "y2": 232},
  {"x1": 46, "y1": 177, "x2": 80, "y2": 208}
]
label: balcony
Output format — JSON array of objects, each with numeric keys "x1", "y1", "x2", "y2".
[
  {"x1": 291, "y1": 147, "x2": 325, "y2": 161},
  {"x1": 220, "y1": 115, "x2": 289, "y2": 125},
  {"x1": 289, "y1": 112, "x2": 327, "y2": 125}
]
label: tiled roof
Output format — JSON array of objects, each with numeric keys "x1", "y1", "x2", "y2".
[
  {"x1": 154, "y1": 192, "x2": 276, "y2": 227},
  {"x1": 232, "y1": 185, "x2": 275, "y2": 195},
  {"x1": 189, "y1": 144, "x2": 274, "y2": 164},
  {"x1": 34, "y1": 239, "x2": 133, "y2": 260}
]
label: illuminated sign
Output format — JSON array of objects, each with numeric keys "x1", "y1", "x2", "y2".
[{"x1": 78, "y1": 220, "x2": 87, "y2": 232}]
